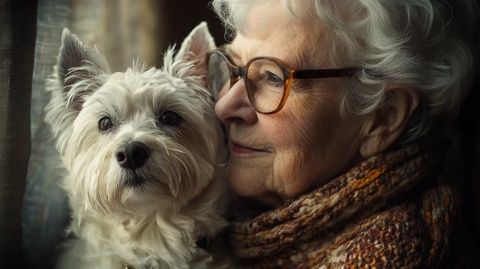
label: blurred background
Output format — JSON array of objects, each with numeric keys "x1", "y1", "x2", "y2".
[{"x1": 21, "y1": 0, "x2": 226, "y2": 268}]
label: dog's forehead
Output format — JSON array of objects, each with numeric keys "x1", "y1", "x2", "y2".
[
  {"x1": 88, "y1": 68, "x2": 206, "y2": 114},
  {"x1": 105, "y1": 69, "x2": 190, "y2": 94}
]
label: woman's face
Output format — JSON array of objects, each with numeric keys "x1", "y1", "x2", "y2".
[{"x1": 215, "y1": 2, "x2": 366, "y2": 207}]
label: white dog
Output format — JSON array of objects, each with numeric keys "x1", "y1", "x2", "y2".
[{"x1": 45, "y1": 22, "x2": 227, "y2": 269}]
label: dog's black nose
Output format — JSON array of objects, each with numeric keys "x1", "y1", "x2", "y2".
[{"x1": 116, "y1": 141, "x2": 150, "y2": 170}]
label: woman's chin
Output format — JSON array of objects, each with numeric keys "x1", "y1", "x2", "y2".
[{"x1": 226, "y1": 171, "x2": 285, "y2": 210}]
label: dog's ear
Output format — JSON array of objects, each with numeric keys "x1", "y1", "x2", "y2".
[
  {"x1": 56, "y1": 28, "x2": 110, "y2": 110},
  {"x1": 175, "y1": 22, "x2": 216, "y2": 82}
]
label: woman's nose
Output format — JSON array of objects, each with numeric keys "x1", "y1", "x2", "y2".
[{"x1": 215, "y1": 79, "x2": 257, "y2": 124}]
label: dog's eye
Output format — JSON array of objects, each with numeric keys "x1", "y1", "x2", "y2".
[
  {"x1": 159, "y1": 111, "x2": 182, "y2": 126},
  {"x1": 98, "y1": 116, "x2": 113, "y2": 131}
]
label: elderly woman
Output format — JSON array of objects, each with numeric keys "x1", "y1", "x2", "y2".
[{"x1": 206, "y1": 0, "x2": 478, "y2": 268}]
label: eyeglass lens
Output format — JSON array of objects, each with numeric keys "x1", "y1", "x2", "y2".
[{"x1": 207, "y1": 52, "x2": 287, "y2": 113}]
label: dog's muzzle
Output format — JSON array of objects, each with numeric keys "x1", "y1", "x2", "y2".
[{"x1": 115, "y1": 141, "x2": 150, "y2": 170}]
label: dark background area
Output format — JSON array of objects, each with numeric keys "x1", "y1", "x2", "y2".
[{"x1": 160, "y1": 1, "x2": 227, "y2": 55}]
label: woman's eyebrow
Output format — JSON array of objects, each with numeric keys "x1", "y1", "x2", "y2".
[{"x1": 220, "y1": 44, "x2": 305, "y2": 69}]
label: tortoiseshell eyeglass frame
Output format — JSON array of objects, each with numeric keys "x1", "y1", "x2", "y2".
[{"x1": 206, "y1": 49, "x2": 359, "y2": 114}]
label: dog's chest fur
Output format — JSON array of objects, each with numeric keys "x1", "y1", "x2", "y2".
[{"x1": 61, "y1": 176, "x2": 225, "y2": 269}]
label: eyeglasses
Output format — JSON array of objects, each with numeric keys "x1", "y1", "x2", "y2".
[{"x1": 206, "y1": 49, "x2": 359, "y2": 114}]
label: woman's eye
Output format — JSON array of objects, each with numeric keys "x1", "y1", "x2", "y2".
[
  {"x1": 158, "y1": 111, "x2": 182, "y2": 126},
  {"x1": 265, "y1": 71, "x2": 284, "y2": 87},
  {"x1": 98, "y1": 116, "x2": 113, "y2": 131}
]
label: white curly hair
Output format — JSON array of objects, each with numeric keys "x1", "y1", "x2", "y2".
[{"x1": 211, "y1": 0, "x2": 478, "y2": 141}]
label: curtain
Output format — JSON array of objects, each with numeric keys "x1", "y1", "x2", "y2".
[
  {"x1": 22, "y1": 1, "x2": 71, "y2": 268},
  {"x1": 0, "y1": 0, "x2": 37, "y2": 267}
]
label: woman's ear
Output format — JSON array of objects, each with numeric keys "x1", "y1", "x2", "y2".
[{"x1": 359, "y1": 86, "x2": 420, "y2": 158}]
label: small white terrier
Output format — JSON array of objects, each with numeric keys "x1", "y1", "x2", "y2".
[{"x1": 45, "y1": 23, "x2": 227, "y2": 269}]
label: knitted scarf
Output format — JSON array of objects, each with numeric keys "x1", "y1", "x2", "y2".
[{"x1": 229, "y1": 140, "x2": 456, "y2": 268}]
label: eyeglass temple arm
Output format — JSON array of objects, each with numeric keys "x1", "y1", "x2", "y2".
[
  {"x1": 293, "y1": 68, "x2": 359, "y2": 79},
  {"x1": 231, "y1": 66, "x2": 245, "y2": 77}
]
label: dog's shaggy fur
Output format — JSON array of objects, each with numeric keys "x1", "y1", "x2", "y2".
[{"x1": 45, "y1": 23, "x2": 227, "y2": 269}]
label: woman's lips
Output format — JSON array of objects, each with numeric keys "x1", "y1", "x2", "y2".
[{"x1": 231, "y1": 141, "x2": 269, "y2": 155}]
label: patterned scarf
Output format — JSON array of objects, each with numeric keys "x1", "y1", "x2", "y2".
[{"x1": 229, "y1": 140, "x2": 456, "y2": 268}]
